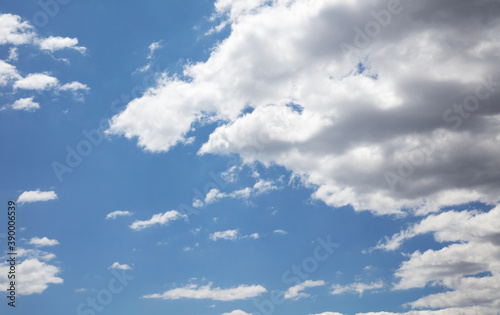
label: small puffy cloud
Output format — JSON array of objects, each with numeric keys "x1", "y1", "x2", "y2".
[
  {"x1": 0, "y1": 13, "x2": 34, "y2": 45},
  {"x1": 0, "y1": 258, "x2": 62, "y2": 295},
  {"x1": 7, "y1": 97, "x2": 40, "y2": 112},
  {"x1": 28, "y1": 237, "x2": 59, "y2": 247},
  {"x1": 14, "y1": 73, "x2": 59, "y2": 90},
  {"x1": 205, "y1": 188, "x2": 226, "y2": 205},
  {"x1": 330, "y1": 281, "x2": 384, "y2": 297},
  {"x1": 108, "y1": 262, "x2": 132, "y2": 270},
  {"x1": 273, "y1": 229, "x2": 287, "y2": 235},
  {"x1": 247, "y1": 233, "x2": 259, "y2": 239},
  {"x1": 58, "y1": 81, "x2": 90, "y2": 92},
  {"x1": 284, "y1": 280, "x2": 326, "y2": 300},
  {"x1": 37, "y1": 36, "x2": 86, "y2": 53},
  {"x1": 0, "y1": 60, "x2": 21, "y2": 86},
  {"x1": 106, "y1": 210, "x2": 133, "y2": 220},
  {"x1": 192, "y1": 198, "x2": 204, "y2": 208},
  {"x1": 142, "y1": 281, "x2": 267, "y2": 301},
  {"x1": 130, "y1": 210, "x2": 187, "y2": 230},
  {"x1": 203, "y1": 179, "x2": 277, "y2": 206},
  {"x1": 309, "y1": 313, "x2": 346, "y2": 315},
  {"x1": 210, "y1": 229, "x2": 239, "y2": 241},
  {"x1": 17, "y1": 189, "x2": 57, "y2": 204},
  {"x1": 222, "y1": 310, "x2": 253, "y2": 315}
]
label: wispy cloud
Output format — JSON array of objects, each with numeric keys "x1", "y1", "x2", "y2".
[
  {"x1": 142, "y1": 282, "x2": 266, "y2": 301},
  {"x1": 106, "y1": 210, "x2": 133, "y2": 220},
  {"x1": 130, "y1": 210, "x2": 187, "y2": 230}
]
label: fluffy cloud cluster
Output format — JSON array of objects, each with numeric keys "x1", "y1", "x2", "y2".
[
  {"x1": 142, "y1": 281, "x2": 267, "y2": 301},
  {"x1": 0, "y1": 246, "x2": 62, "y2": 295},
  {"x1": 0, "y1": 13, "x2": 89, "y2": 111},
  {"x1": 108, "y1": 0, "x2": 500, "y2": 216},
  {"x1": 370, "y1": 205, "x2": 500, "y2": 313}
]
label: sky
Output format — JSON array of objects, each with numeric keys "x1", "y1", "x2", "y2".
[{"x1": 0, "y1": 0, "x2": 500, "y2": 314}]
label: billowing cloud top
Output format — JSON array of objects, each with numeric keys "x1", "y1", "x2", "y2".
[{"x1": 107, "y1": 0, "x2": 500, "y2": 216}]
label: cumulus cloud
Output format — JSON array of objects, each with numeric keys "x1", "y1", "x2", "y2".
[
  {"x1": 210, "y1": 229, "x2": 239, "y2": 241},
  {"x1": 383, "y1": 206, "x2": 500, "y2": 311},
  {"x1": 7, "y1": 97, "x2": 40, "y2": 112},
  {"x1": 28, "y1": 237, "x2": 59, "y2": 247},
  {"x1": 142, "y1": 281, "x2": 267, "y2": 301},
  {"x1": 222, "y1": 310, "x2": 252, "y2": 315},
  {"x1": 0, "y1": 258, "x2": 63, "y2": 295},
  {"x1": 108, "y1": 262, "x2": 132, "y2": 270},
  {"x1": 0, "y1": 60, "x2": 21, "y2": 86},
  {"x1": 284, "y1": 280, "x2": 326, "y2": 300},
  {"x1": 129, "y1": 210, "x2": 187, "y2": 230},
  {"x1": 273, "y1": 229, "x2": 287, "y2": 235},
  {"x1": 0, "y1": 13, "x2": 35, "y2": 45},
  {"x1": 13, "y1": 73, "x2": 59, "y2": 90},
  {"x1": 17, "y1": 189, "x2": 57, "y2": 204},
  {"x1": 37, "y1": 36, "x2": 86, "y2": 53},
  {"x1": 106, "y1": 210, "x2": 133, "y2": 220},
  {"x1": 330, "y1": 281, "x2": 384, "y2": 297},
  {"x1": 107, "y1": 0, "x2": 500, "y2": 216}
]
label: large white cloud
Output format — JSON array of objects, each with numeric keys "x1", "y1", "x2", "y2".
[
  {"x1": 142, "y1": 281, "x2": 267, "y2": 301},
  {"x1": 107, "y1": 0, "x2": 500, "y2": 215}
]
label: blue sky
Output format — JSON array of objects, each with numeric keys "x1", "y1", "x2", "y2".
[{"x1": 1, "y1": 1, "x2": 500, "y2": 315}]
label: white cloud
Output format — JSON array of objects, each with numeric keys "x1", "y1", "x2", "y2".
[
  {"x1": 8, "y1": 97, "x2": 40, "y2": 112},
  {"x1": 147, "y1": 41, "x2": 163, "y2": 59},
  {"x1": 273, "y1": 229, "x2": 287, "y2": 235},
  {"x1": 108, "y1": 0, "x2": 500, "y2": 216},
  {"x1": 75, "y1": 288, "x2": 88, "y2": 293},
  {"x1": 7, "y1": 47, "x2": 18, "y2": 61},
  {"x1": 108, "y1": 262, "x2": 132, "y2": 270},
  {"x1": 37, "y1": 36, "x2": 86, "y2": 53},
  {"x1": 0, "y1": 13, "x2": 34, "y2": 45},
  {"x1": 210, "y1": 229, "x2": 239, "y2": 241},
  {"x1": 14, "y1": 73, "x2": 59, "y2": 90},
  {"x1": 142, "y1": 281, "x2": 267, "y2": 301},
  {"x1": 106, "y1": 210, "x2": 133, "y2": 220},
  {"x1": 247, "y1": 233, "x2": 259, "y2": 239},
  {"x1": 284, "y1": 280, "x2": 326, "y2": 300},
  {"x1": 0, "y1": 60, "x2": 21, "y2": 86},
  {"x1": 130, "y1": 210, "x2": 187, "y2": 230},
  {"x1": 222, "y1": 310, "x2": 253, "y2": 315},
  {"x1": 17, "y1": 189, "x2": 57, "y2": 203},
  {"x1": 330, "y1": 281, "x2": 384, "y2": 297},
  {"x1": 368, "y1": 205, "x2": 500, "y2": 312},
  {"x1": 28, "y1": 237, "x2": 59, "y2": 247},
  {"x1": 357, "y1": 306, "x2": 500, "y2": 315},
  {"x1": 58, "y1": 81, "x2": 90, "y2": 92},
  {"x1": 202, "y1": 179, "x2": 277, "y2": 206},
  {"x1": 0, "y1": 258, "x2": 62, "y2": 295},
  {"x1": 309, "y1": 312, "x2": 346, "y2": 315}
]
